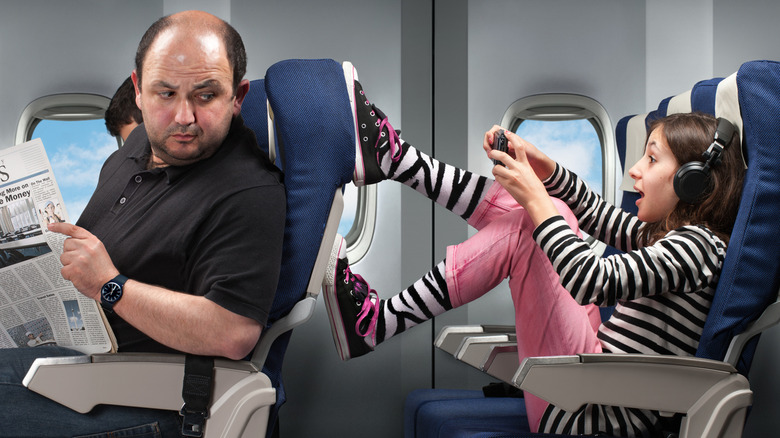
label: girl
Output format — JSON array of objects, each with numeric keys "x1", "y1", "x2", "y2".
[{"x1": 324, "y1": 78, "x2": 745, "y2": 436}]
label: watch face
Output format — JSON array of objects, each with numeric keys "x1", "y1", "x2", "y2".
[{"x1": 102, "y1": 282, "x2": 122, "y2": 303}]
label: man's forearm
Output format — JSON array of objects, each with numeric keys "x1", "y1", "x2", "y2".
[{"x1": 113, "y1": 280, "x2": 262, "y2": 360}]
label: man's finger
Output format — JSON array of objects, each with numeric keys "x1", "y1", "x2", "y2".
[{"x1": 48, "y1": 222, "x2": 88, "y2": 238}]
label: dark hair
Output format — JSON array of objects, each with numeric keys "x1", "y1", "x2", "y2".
[
  {"x1": 105, "y1": 76, "x2": 143, "y2": 137},
  {"x1": 134, "y1": 13, "x2": 247, "y2": 93},
  {"x1": 640, "y1": 112, "x2": 745, "y2": 245}
]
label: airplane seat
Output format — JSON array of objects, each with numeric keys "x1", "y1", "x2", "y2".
[
  {"x1": 407, "y1": 59, "x2": 780, "y2": 438},
  {"x1": 244, "y1": 59, "x2": 356, "y2": 435},
  {"x1": 22, "y1": 58, "x2": 356, "y2": 438}
]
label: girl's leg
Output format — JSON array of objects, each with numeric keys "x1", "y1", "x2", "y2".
[
  {"x1": 349, "y1": 73, "x2": 493, "y2": 221},
  {"x1": 467, "y1": 179, "x2": 534, "y2": 231},
  {"x1": 446, "y1": 199, "x2": 602, "y2": 432},
  {"x1": 323, "y1": 197, "x2": 599, "y2": 373},
  {"x1": 322, "y1": 234, "x2": 454, "y2": 361}
]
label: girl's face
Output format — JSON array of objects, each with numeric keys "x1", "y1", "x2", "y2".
[{"x1": 628, "y1": 127, "x2": 680, "y2": 223}]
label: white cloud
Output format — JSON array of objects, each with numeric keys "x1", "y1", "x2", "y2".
[
  {"x1": 49, "y1": 132, "x2": 116, "y2": 189},
  {"x1": 517, "y1": 120, "x2": 603, "y2": 193},
  {"x1": 46, "y1": 130, "x2": 117, "y2": 222}
]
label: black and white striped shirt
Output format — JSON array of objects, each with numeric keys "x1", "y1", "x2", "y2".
[{"x1": 534, "y1": 165, "x2": 728, "y2": 437}]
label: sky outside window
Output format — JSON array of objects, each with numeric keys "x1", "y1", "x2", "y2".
[
  {"x1": 31, "y1": 119, "x2": 117, "y2": 222},
  {"x1": 515, "y1": 119, "x2": 603, "y2": 194}
]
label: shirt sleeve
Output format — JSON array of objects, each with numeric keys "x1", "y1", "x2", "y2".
[
  {"x1": 186, "y1": 183, "x2": 286, "y2": 326},
  {"x1": 533, "y1": 216, "x2": 726, "y2": 306},
  {"x1": 543, "y1": 163, "x2": 643, "y2": 252}
]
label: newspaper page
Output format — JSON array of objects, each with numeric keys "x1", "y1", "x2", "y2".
[{"x1": 0, "y1": 139, "x2": 116, "y2": 354}]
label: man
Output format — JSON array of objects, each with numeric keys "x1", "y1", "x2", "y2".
[
  {"x1": 105, "y1": 76, "x2": 144, "y2": 141},
  {"x1": 0, "y1": 11, "x2": 286, "y2": 438},
  {"x1": 25, "y1": 332, "x2": 46, "y2": 347}
]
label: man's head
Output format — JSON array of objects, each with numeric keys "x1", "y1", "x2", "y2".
[
  {"x1": 105, "y1": 76, "x2": 143, "y2": 141},
  {"x1": 131, "y1": 10, "x2": 250, "y2": 167}
]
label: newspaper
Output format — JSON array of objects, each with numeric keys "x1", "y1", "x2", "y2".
[{"x1": 0, "y1": 139, "x2": 116, "y2": 354}]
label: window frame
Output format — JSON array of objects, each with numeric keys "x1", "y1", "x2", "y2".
[{"x1": 16, "y1": 94, "x2": 112, "y2": 146}]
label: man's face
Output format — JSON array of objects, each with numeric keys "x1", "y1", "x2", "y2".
[{"x1": 133, "y1": 27, "x2": 244, "y2": 167}]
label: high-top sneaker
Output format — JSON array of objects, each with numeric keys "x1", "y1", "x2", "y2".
[
  {"x1": 322, "y1": 234, "x2": 380, "y2": 361},
  {"x1": 343, "y1": 61, "x2": 403, "y2": 186}
]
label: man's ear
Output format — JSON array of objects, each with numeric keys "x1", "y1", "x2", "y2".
[
  {"x1": 232, "y1": 79, "x2": 251, "y2": 116},
  {"x1": 131, "y1": 70, "x2": 142, "y2": 108}
]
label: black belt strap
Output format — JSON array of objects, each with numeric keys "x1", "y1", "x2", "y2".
[{"x1": 180, "y1": 354, "x2": 214, "y2": 437}]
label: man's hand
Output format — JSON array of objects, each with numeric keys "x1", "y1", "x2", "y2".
[{"x1": 48, "y1": 222, "x2": 119, "y2": 301}]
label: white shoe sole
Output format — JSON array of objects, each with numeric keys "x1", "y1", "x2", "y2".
[
  {"x1": 342, "y1": 61, "x2": 365, "y2": 186},
  {"x1": 321, "y1": 234, "x2": 352, "y2": 361}
]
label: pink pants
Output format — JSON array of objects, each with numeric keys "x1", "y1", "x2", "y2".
[{"x1": 445, "y1": 183, "x2": 602, "y2": 432}]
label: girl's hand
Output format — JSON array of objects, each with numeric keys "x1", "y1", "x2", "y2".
[
  {"x1": 483, "y1": 125, "x2": 516, "y2": 160},
  {"x1": 484, "y1": 126, "x2": 556, "y2": 180},
  {"x1": 492, "y1": 130, "x2": 560, "y2": 226}
]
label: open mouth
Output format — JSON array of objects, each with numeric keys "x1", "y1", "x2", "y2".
[{"x1": 634, "y1": 186, "x2": 644, "y2": 205}]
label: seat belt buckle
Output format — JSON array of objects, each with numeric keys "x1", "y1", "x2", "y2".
[{"x1": 180, "y1": 404, "x2": 209, "y2": 437}]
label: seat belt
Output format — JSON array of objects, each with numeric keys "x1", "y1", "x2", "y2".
[{"x1": 180, "y1": 354, "x2": 215, "y2": 437}]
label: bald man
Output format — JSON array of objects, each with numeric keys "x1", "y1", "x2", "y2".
[{"x1": 1, "y1": 11, "x2": 285, "y2": 437}]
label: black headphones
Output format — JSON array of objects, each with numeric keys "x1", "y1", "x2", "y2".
[{"x1": 673, "y1": 117, "x2": 736, "y2": 204}]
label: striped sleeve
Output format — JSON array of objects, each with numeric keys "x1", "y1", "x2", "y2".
[
  {"x1": 544, "y1": 163, "x2": 642, "y2": 252},
  {"x1": 533, "y1": 217, "x2": 725, "y2": 307}
]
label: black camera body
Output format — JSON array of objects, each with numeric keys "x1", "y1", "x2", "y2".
[{"x1": 492, "y1": 129, "x2": 508, "y2": 166}]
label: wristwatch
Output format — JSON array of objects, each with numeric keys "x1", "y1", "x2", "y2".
[{"x1": 100, "y1": 274, "x2": 128, "y2": 313}]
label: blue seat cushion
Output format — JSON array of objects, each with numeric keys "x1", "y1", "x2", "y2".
[{"x1": 406, "y1": 389, "x2": 530, "y2": 438}]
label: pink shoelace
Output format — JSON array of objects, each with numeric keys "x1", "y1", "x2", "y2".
[
  {"x1": 376, "y1": 116, "x2": 403, "y2": 163},
  {"x1": 345, "y1": 267, "x2": 380, "y2": 341},
  {"x1": 368, "y1": 102, "x2": 403, "y2": 165}
]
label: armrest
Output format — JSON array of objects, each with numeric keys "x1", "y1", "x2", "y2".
[
  {"x1": 455, "y1": 335, "x2": 515, "y2": 363},
  {"x1": 24, "y1": 353, "x2": 276, "y2": 438},
  {"x1": 435, "y1": 325, "x2": 515, "y2": 355},
  {"x1": 482, "y1": 344, "x2": 519, "y2": 383},
  {"x1": 514, "y1": 354, "x2": 752, "y2": 438}
]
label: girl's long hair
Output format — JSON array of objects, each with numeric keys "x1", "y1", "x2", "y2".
[{"x1": 639, "y1": 112, "x2": 745, "y2": 245}]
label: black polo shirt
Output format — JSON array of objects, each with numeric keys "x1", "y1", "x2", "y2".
[{"x1": 77, "y1": 116, "x2": 285, "y2": 354}]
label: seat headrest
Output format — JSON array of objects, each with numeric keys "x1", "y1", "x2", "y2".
[{"x1": 617, "y1": 72, "x2": 745, "y2": 192}]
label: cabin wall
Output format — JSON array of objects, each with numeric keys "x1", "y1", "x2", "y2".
[{"x1": 0, "y1": 1, "x2": 162, "y2": 147}]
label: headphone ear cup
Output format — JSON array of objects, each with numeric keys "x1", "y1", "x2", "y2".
[{"x1": 674, "y1": 161, "x2": 710, "y2": 204}]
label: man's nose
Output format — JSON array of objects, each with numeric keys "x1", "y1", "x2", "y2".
[{"x1": 174, "y1": 98, "x2": 195, "y2": 125}]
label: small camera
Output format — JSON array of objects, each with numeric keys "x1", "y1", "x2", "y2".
[{"x1": 492, "y1": 129, "x2": 508, "y2": 166}]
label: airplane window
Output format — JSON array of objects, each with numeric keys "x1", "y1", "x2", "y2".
[
  {"x1": 30, "y1": 119, "x2": 117, "y2": 222},
  {"x1": 16, "y1": 94, "x2": 113, "y2": 223},
  {"x1": 501, "y1": 94, "x2": 616, "y2": 252},
  {"x1": 500, "y1": 94, "x2": 616, "y2": 204}
]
